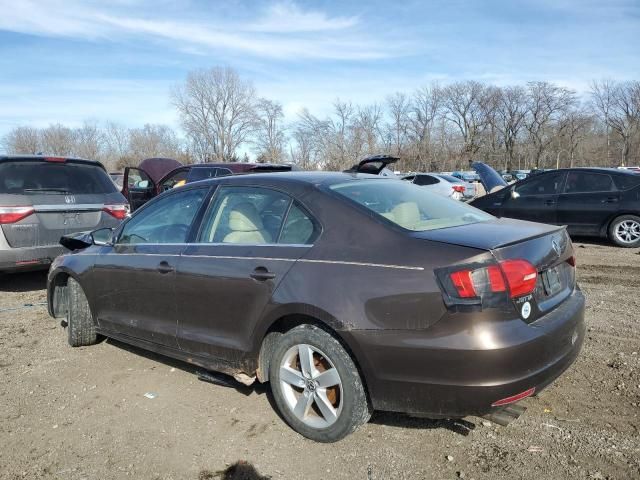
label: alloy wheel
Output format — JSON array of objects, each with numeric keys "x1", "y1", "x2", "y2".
[
  {"x1": 615, "y1": 219, "x2": 640, "y2": 244},
  {"x1": 279, "y1": 344, "x2": 343, "y2": 429}
]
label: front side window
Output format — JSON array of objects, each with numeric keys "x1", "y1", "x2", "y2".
[
  {"x1": 329, "y1": 179, "x2": 492, "y2": 232},
  {"x1": 564, "y1": 172, "x2": 614, "y2": 193},
  {"x1": 516, "y1": 172, "x2": 565, "y2": 196},
  {"x1": 118, "y1": 188, "x2": 207, "y2": 244},
  {"x1": 160, "y1": 169, "x2": 189, "y2": 191}
]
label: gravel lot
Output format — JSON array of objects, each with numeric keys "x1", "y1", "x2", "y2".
[{"x1": 1, "y1": 240, "x2": 639, "y2": 480}]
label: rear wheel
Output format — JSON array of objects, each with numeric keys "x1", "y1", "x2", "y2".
[
  {"x1": 269, "y1": 324, "x2": 371, "y2": 442},
  {"x1": 608, "y1": 215, "x2": 640, "y2": 248},
  {"x1": 66, "y1": 277, "x2": 97, "y2": 347}
]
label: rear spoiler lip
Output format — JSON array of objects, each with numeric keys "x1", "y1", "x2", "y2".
[{"x1": 490, "y1": 224, "x2": 567, "y2": 250}]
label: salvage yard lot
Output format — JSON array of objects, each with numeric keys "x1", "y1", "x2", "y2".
[{"x1": 1, "y1": 242, "x2": 639, "y2": 480}]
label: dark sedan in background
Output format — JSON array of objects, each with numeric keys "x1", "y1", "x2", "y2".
[
  {"x1": 48, "y1": 172, "x2": 584, "y2": 442},
  {"x1": 471, "y1": 164, "x2": 640, "y2": 247},
  {"x1": 123, "y1": 159, "x2": 293, "y2": 211}
]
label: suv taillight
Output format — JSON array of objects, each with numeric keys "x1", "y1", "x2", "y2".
[
  {"x1": 444, "y1": 259, "x2": 538, "y2": 301},
  {"x1": 103, "y1": 204, "x2": 130, "y2": 220},
  {"x1": 0, "y1": 206, "x2": 35, "y2": 224},
  {"x1": 452, "y1": 185, "x2": 465, "y2": 193}
]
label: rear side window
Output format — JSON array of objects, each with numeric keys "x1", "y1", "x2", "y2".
[
  {"x1": 516, "y1": 172, "x2": 564, "y2": 196},
  {"x1": 414, "y1": 175, "x2": 439, "y2": 186},
  {"x1": 564, "y1": 172, "x2": 614, "y2": 193},
  {"x1": 188, "y1": 167, "x2": 218, "y2": 182},
  {"x1": 612, "y1": 173, "x2": 640, "y2": 190},
  {"x1": 329, "y1": 179, "x2": 492, "y2": 232},
  {"x1": 0, "y1": 161, "x2": 117, "y2": 195},
  {"x1": 279, "y1": 204, "x2": 316, "y2": 244}
]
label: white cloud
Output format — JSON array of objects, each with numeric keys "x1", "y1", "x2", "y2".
[{"x1": 0, "y1": 0, "x2": 404, "y2": 60}]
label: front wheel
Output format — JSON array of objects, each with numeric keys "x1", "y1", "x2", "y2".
[
  {"x1": 608, "y1": 215, "x2": 640, "y2": 248},
  {"x1": 66, "y1": 277, "x2": 98, "y2": 347},
  {"x1": 269, "y1": 324, "x2": 371, "y2": 442}
]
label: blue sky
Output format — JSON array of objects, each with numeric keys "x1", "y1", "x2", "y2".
[{"x1": 0, "y1": 0, "x2": 638, "y2": 138}]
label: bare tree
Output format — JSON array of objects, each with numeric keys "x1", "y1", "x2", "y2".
[
  {"x1": 41, "y1": 124, "x2": 75, "y2": 155},
  {"x1": 385, "y1": 92, "x2": 411, "y2": 157},
  {"x1": 354, "y1": 104, "x2": 383, "y2": 156},
  {"x1": 74, "y1": 121, "x2": 104, "y2": 161},
  {"x1": 524, "y1": 82, "x2": 575, "y2": 168},
  {"x1": 496, "y1": 86, "x2": 527, "y2": 171},
  {"x1": 408, "y1": 83, "x2": 442, "y2": 170},
  {"x1": 253, "y1": 98, "x2": 286, "y2": 162},
  {"x1": 2, "y1": 126, "x2": 41, "y2": 154},
  {"x1": 591, "y1": 80, "x2": 640, "y2": 166},
  {"x1": 557, "y1": 106, "x2": 593, "y2": 167},
  {"x1": 124, "y1": 124, "x2": 182, "y2": 168},
  {"x1": 172, "y1": 66, "x2": 256, "y2": 162},
  {"x1": 443, "y1": 81, "x2": 496, "y2": 162}
]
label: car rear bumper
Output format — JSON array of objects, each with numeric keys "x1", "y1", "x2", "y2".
[
  {"x1": 345, "y1": 288, "x2": 585, "y2": 418},
  {"x1": 0, "y1": 244, "x2": 64, "y2": 272}
]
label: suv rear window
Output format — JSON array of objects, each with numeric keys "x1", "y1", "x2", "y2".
[
  {"x1": 329, "y1": 179, "x2": 492, "y2": 231},
  {"x1": 0, "y1": 161, "x2": 117, "y2": 195}
]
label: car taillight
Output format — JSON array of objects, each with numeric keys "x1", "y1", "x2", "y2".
[
  {"x1": 452, "y1": 185, "x2": 465, "y2": 193},
  {"x1": 567, "y1": 255, "x2": 576, "y2": 267},
  {"x1": 0, "y1": 206, "x2": 35, "y2": 224},
  {"x1": 103, "y1": 204, "x2": 130, "y2": 220},
  {"x1": 499, "y1": 259, "x2": 537, "y2": 298},
  {"x1": 44, "y1": 156, "x2": 66, "y2": 163},
  {"x1": 447, "y1": 259, "x2": 537, "y2": 300}
]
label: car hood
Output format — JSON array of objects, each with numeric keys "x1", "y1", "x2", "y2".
[
  {"x1": 138, "y1": 157, "x2": 183, "y2": 184},
  {"x1": 472, "y1": 162, "x2": 508, "y2": 193},
  {"x1": 413, "y1": 217, "x2": 564, "y2": 250}
]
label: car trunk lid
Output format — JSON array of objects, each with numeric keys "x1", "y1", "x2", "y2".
[
  {"x1": 420, "y1": 217, "x2": 576, "y2": 323},
  {"x1": 1, "y1": 193, "x2": 120, "y2": 248}
]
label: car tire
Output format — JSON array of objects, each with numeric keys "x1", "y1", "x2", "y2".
[
  {"x1": 608, "y1": 215, "x2": 640, "y2": 248},
  {"x1": 66, "y1": 277, "x2": 97, "y2": 347},
  {"x1": 269, "y1": 324, "x2": 371, "y2": 442}
]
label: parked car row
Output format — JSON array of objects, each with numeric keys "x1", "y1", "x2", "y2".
[{"x1": 8, "y1": 150, "x2": 639, "y2": 443}]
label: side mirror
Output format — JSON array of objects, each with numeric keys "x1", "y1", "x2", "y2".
[
  {"x1": 511, "y1": 189, "x2": 520, "y2": 199},
  {"x1": 91, "y1": 227, "x2": 114, "y2": 246}
]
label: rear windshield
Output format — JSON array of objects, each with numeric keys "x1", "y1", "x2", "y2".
[
  {"x1": 0, "y1": 161, "x2": 117, "y2": 195},
  {"x1": 329, "y1": 179, "x2": 493, "y2": 231}
]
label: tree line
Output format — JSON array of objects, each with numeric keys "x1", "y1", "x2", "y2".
[{"x1": 3, "y1": 66, "x2": 639, "y2": 173}]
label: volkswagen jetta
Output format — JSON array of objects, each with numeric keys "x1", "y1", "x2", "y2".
[{"x1": 48, "y1": 172, "x2": 585, "y2": 442}]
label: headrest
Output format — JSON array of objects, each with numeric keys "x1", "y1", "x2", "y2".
[
  {"x1": 391, "y1": 202, "x2": 420, "y2": 228},
  {"x1": 228, "y1": 202, "x2": 264, "y2": 232}
]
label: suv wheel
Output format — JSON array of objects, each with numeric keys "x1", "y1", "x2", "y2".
[
  {"x1": 269, "y1": 324, "x2": 371, "y2": 442},
  {"x1": 66, "y1": 277, "x2": 98, "y2": 347},
  {"x1": 608, "y1": 215, "x2": 640, "y2": 248}
]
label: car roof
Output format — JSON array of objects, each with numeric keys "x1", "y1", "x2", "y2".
[
  {"x1": 0, "y1": 154, "x2": 104, "y2": 168},
  {"x1": 186, "y1": 170, "x2": 389, "y2": 189},
  {"x1": 541, "y1": 167, "x2": 637, "y2": 176}
]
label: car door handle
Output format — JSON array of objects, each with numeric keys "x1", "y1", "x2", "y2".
[
  {"x1": 156, "y1": 261, "x2": 174, "y2": 274},
  {"x1": 544, "y1": 200, "x2": 556, "y2": 206},
  {"x1": 601, "y1": 197, "x2": 618, "y2": 203},
  {"x1": 250, "y1": 266, "x2": 276, "y2": 281}
]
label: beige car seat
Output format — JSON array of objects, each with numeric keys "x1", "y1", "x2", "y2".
[{"x1": 223, "y1": 202, "x2": 272, "y2": 244}]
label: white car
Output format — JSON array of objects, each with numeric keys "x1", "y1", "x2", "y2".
[{"x1": 401, "y1": 173, "x2": 472, "y2": 200}]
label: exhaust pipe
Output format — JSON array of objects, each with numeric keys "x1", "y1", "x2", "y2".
[{"x1": 482, "y1": 404, "x2": 527, "y2": 427}]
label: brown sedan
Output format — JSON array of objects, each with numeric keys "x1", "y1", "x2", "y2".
[{"x1": 47, "y1": 172, "x2": 585, "y2": 442}]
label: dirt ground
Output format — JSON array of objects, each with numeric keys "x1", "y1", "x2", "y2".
[{"x1": 1, "y1": 240, "x2": 639, "y2": 480}]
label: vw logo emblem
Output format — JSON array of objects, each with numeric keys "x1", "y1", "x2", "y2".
[
  {"x1": 64, "y1": 195, "x2": 76, "y2": 204},
  {"x1": 552, "y1": 239, "x2": 561, "y2": 256}
]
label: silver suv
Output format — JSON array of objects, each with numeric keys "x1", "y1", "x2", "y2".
[{"x1": 0, "y1": 155, "x2": 129, "y2": 273}]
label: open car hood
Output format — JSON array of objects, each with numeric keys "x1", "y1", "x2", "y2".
[
  {"x1": 472, "y1": 162, "x2": 508, "y2": 193},
  {"x1": 138, "y1": 157, "x2": 183, "y2": 184}
]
